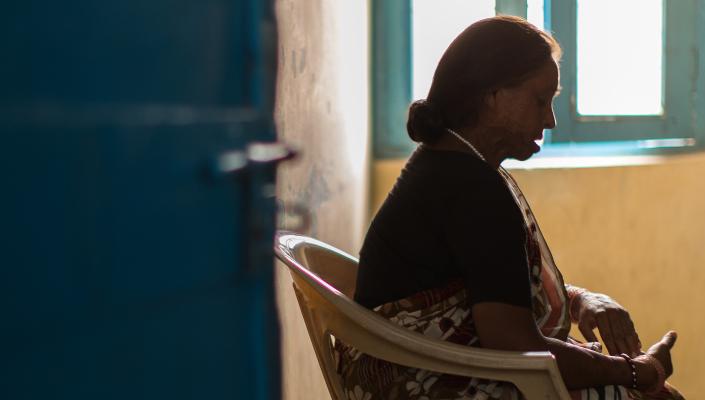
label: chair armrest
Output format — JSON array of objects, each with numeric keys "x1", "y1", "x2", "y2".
[
  {"x1": 296, "y1": 279, "x2": 571, "y2": 399},
  {"x1": 331, "y1": 289, "x2": 556, "y2": 372}
]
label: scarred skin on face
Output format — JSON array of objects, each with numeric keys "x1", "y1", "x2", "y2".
[
  {"x1": 423, "y1": 59, "x2": 561, "y2": 169},
  {"x1": 482, "y1": 59, "x2": 560, "y2": 163}
]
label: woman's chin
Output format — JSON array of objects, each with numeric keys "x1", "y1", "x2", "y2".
[{"x1": 513, "y1": 143, "x2": 541, "y2": 161}]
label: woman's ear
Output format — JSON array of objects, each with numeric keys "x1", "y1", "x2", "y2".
[
  {"x1": 487, "y1": 87, "x2": 516, "y2": 124},
  {"x1": 483, "y1": 89, "x2": 499, "y2": 110},
  {"x1": 480, "y1": 90, "x2": 502, "y2": 126}
]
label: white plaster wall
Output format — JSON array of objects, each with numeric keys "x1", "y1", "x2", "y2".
[{"x1": 274, "y1": 1, "x2": 370, "y2": 398}]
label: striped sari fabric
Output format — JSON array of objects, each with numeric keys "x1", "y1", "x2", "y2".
[{"x1": 335, "y1": 168, "x2": 684, "y2": 400}]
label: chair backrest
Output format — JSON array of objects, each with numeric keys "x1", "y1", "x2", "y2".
[
  {"x1": 274, "y1": 232, "x2": 359, "y2": 400},
  {"x1": 274, "y1": 231, "x2": 571, "y2": 400},
  {"x1": 283, "y1": 235, "x2": 358, "y2": 299}
]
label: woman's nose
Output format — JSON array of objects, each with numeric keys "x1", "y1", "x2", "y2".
[{"x1": 544, "y1": 107, "x2": 556, "y2": 129}]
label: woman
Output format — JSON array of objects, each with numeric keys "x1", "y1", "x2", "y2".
[{"x1": 337, "y1": 16, "x2": 684, "y2": 400}]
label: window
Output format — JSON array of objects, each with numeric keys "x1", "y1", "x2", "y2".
[
  {"x1": 372, "y1": 0, "x2": 703, "y2": 159},
  {"x1": 549, "y1": 0, "x2": 701, "y2": 147},
  {"x1": 412, "y1": 0, "x2": 495, "y2": 100}
]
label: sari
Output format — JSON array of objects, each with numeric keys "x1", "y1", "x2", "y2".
[{"x1": 335, "y1": 168, "x2": 684, "y2": 400}]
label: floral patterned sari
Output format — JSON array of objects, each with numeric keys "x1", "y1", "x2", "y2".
[{"x1": 335, "y1": 168, "x2": 684, "y2": 400}]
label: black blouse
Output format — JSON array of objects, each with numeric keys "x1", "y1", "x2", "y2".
[{"x1": 354, "y1": 145, "x2": 533, "y2": 310}]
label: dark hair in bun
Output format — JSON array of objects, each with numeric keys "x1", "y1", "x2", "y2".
[
  {"x1": 406, "y1": 99, "x2": 445, "y2": 142},
  {"x1": 406, "y1": 15, "x2": 562, "y2": 143}
]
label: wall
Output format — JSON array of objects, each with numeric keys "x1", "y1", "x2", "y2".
[
  {"x1": 373, "y1": 152, "x2": 705, "y2": 398},
  {"x1": 274, "y1": 0, "x2": 369, "y2": 399}
]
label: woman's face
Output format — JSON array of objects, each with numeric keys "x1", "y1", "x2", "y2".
[{"x1": 485, "y1": 60, "x2": 560, "y2": 161}]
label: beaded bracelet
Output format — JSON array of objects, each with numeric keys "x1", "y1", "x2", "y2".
[{"x1": 619, "y1": 353, "x2": 638, "y2": 390}]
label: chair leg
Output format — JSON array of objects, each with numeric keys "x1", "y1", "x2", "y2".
[{"x1": 292, "y1": 284, "x2": 347, "y2": 400}]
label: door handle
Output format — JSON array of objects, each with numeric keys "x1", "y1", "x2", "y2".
[{"x1": 216, "y1": 142, "x2": 297, "y2": 176}]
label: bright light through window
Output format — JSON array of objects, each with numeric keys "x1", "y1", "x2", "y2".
[
  {"x1": 527, "y1": 0, "x2": 544, "y2": 30},
  {"x1": 577, "y1": 0, "x2": 664, "y2": 116},
  {"x1": 412, "y1": 0, "x2": 495, "y2": 100}
]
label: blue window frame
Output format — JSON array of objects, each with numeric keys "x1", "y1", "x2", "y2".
[
  {"x1": 549, "y1": 0, "x2": 704, "y2": 145},
  {"x1": 371, "y1": 0, "x2": 412, "y2": 159},
  {"x1": 372, "y1": 0, "x2": 705, "y2": 159}
]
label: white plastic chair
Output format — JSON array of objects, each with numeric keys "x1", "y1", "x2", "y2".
[{"x1": 274, "y1": 231, "x2": 571, "y2": 400}]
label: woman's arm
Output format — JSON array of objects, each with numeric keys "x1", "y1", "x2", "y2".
[
  {"x1": 545, "y1": 336, "x2": 642, "y2": 389},
  {"x1": 472, "y1": 302, "x2": 669, "y2": 391}
]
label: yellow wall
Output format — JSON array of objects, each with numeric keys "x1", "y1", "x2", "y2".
[{"x1": 373, "y1": 152, "x2": 705, "y2": 397}]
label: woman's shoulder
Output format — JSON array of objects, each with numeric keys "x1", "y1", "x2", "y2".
[
  {"x1": 376, "y1": 146, "x2": 512, "y2": 218},
  {"x1": 406, "y1": 146, "x2": 507, "y2": 191},
  {"x1": 404, "y1": 146, "x2": 497, "y2": 179}
]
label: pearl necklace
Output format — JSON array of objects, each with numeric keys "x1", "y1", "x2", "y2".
[{"x1": 446, "y1": 128, "x2": 486, "y2": 162}]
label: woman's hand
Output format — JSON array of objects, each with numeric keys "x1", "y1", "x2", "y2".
[
  {"x1": 633, "y1": 331, "x2": 677, "y2": 391},
  {"x1": 572, "y1": 290, "x2": 641, "y2": 356}
]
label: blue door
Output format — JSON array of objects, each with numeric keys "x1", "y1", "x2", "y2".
[{"x1": 1, "y1": 1, "x2": 281, "y2": 399}]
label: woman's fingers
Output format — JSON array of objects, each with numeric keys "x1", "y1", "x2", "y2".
[
  {"x1": 624, "y1": 332, "x2": 641, "y2": 357},
  {"x1": 661, "y1": 331, "x2": 677, "y2": 349},
  {"x1": 645, "y1": 331, "x2": 677, "y2": 377},
  {"x1": 607, "y1": 311, "x2": 631, "y2": 355},
  {"x1": 624, "y1": 317, "x2": 641, "y2": 356},
  {"x1": 661, "y1": 331, "x2": 677, "y2": 376},
  {"x1": 588, "y1": 309, "x2": 641, "y2": 356},
  {"x1": 647, "y1": 331, "x2": 678, "y2": 354},
  {"x1": 613, "y1": 311, "x2": 641, "y2": 356},
  {"x1": 578, "y1": 315, "x2": 599, "y2": 345},
  {"x1": 572, "y1": 292, "x2": 644, "y2": 356},
  {"x1": 595, "y1": 313, "x2": 618, "y2": 355}
]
